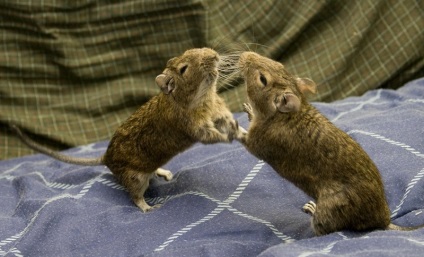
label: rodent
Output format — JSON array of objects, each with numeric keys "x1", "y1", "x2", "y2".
[
  {"x1": 12, "y1": 47, "x2": 246, "y2": 213},
  {"x1": 237, "y1": 51, "x2": 423, "y2": 235}
]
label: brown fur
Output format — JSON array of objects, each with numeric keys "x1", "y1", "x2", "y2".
[
  {"x1": 237, "y1": 51, "x2": 420, "y2": 235},
  {"x1": 13, "y1": 48, "x2": 245, "y2": 212}
]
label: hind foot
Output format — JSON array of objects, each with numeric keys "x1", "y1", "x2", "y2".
[
  {"x1": 134, "y1": 197, "x2": 162, "y2": 213},
  {"x1": 302, "y1": 201, "x2": 317, "y2": 215},
  {"x1": 135, "y1": 198, "x2": 153, "y2": 213},
  {"x1": 155, "y1": 168, "x2": 173, "y2": 181}
]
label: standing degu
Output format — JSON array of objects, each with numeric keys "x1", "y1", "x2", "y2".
[
  {"x1": 236, "y1": 51, "x2": 424, "y2": 235},
  {"x1": 12, "y1": 48, "x2": 246, "y2": 213}
]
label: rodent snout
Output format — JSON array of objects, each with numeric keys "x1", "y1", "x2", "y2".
[
  {"x1": 238, "y1": 51, "x2": 260, "y2": 72},
  {"x1": 196, "y1": 48, "x2": 219, "y2": 64},
  {"x1": 155, "y1": 74, "x2": 175, "y2": 95},
  {"x1": 239, "y1": 51, "x2": 259, "y2": 63}
]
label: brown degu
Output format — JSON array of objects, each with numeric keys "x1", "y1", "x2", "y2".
[
  {"x1": 13, "y1": 48, "x2": 246, "y2": 213},
  {"x1": 237, "y1": 51, "x2": 423, "y2": 235}
]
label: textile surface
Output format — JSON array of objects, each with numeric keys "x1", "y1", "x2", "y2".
[
  {"x1": 1, "y1": 0, "x2": 423, "y2": 159},
  {"x1": 1, "y1": 78, "x2": 423, "y2": 256}
]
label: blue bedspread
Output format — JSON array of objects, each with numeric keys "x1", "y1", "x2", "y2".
[{"x1": 1, "y1": 78, "x2": 423, "y2": 257}]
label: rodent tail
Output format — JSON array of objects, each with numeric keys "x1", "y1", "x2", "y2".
[
  {"x1": 11, "y1": 124, "x2": 103, "y2": 166},
  {"x1": 387, "y1": 223, "x2": 424, "y2": 231}
]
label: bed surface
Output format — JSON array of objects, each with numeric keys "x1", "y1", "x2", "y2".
[{"x1": 1, "y1": 78, "x2": 423, "y2": 256}]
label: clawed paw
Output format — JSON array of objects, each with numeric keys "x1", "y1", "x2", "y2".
[
  {"x1": 155, "y1": 168, "x2": 173, "y2": 181},
  {"x1": 243, "y1": 103, "x2": 254, "y2": 121},
  {"x1": 302, "y1": 201, "x2": 317, "y2": 215}
]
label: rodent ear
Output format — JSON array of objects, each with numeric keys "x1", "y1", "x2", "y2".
[
  {"x1": 155, "y1": 74, "x2": 175, "y2": 95},
  {"x1": 296, "y1": 78, "x2": 317, "y2": 96},
  {"x1": 276, "y1": 93, "x2": 300, "y2": 113}
]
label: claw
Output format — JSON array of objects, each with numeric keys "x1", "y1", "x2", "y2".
[{"x1": 302, "y1": 201, "x2": 317, "y2": 215}]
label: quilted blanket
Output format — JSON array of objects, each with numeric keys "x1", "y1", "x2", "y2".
[{"x1": 1, "y1": 78, "x2": 423, "y2": 256}]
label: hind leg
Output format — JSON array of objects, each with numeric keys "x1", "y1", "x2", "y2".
[
  {"x1": 121, "y1": 170, "x2": 158, "y2": 212},
  {"x1": 302, "y1": 200, "x2": 335, "y2": 236},
  {"x1": 134, "y1": 168, "x2": 174, "y2": 212},
  {"x1": 302, "y1": 200, "x2": 328, "y2": 235},
  {"x1": 302, "y1": 196, "x2": 351, "y2": 236},
  {"x1": 133, "y1": 172, "x2": 156, "y2": 212},
  {"x1": 122, "y1": 168, "x2": 173, "y2": 212}
]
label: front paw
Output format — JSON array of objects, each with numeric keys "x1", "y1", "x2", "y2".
[
  {"x1": 243, "y1": 103, "x2": 254, "y2": 121},
  {"x1": 235, "y1": 126, "x2": 247, "y2": 142},
  {"x1": 213, "y1": 117, "x2": 235, "y2": 142},
  {"x1": 230, "y1": 119, "x2": 247, "y2": 139},
  {"x1": 213, "y1": 117, "x2": 229, "y2": 135},
  {"x1": 227, "y1": 119, "x2": 247, "y2": 142},
  {"x1": 212, "y1": 116, "x2": 245, "y2": 143}
]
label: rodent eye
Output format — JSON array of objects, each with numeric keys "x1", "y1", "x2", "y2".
[
  {"x1": 259, "y1": 73, "x2": 267, "y2": 86},
  {"x1": 179, "y1": 65, "x2": 188, "y2": 75}
]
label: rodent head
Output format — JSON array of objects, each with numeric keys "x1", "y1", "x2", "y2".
[
  {"x1": 238, "y1": 51, "x2": 316, "y2": 118},
  {"x1": 155, "y1": 48, "x2": 220, "y2": 108}
]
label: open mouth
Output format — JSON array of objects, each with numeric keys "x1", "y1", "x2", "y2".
[
  {"x1": 156, "y1": 73, "x2": 175, "y2": 95},
  {"x1": 164, "y1": 76, "x2": 174, "y2": 91}
]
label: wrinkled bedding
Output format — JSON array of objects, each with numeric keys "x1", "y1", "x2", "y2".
[{"x1": 0, "y1": 78, "x2": 423, "y2": 256}]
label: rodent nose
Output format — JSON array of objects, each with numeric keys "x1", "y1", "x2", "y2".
[
  {"x1": 213, "y1": 54, "x2": 219, "y2": 62},
  {"x1": 202, "y1": 48, "x2": 218, "y2": 57},
  {"x1": 240, "y1": 51, "x2": 256, "y2": 61},
  {"x1": 205, "y1": 52, "x2": 219, "y2": 63},
  {"x1": 239, "y1": 52, "x2": 249, "y2": 64}
]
